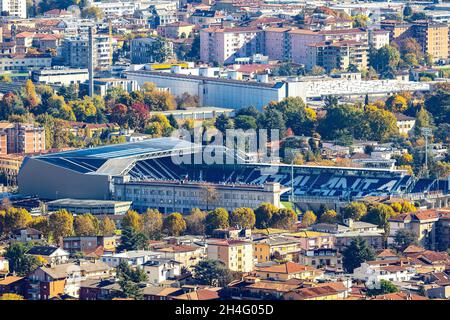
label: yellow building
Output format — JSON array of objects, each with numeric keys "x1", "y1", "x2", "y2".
[
  {"x1": 207, "y1": 239, "x2": 254, "y2": 272},
  {"x1": 253, "y1": 236, "x2": 301, "y2": 263},
  {"x1": 413, "y1": 21, "x2": 449, "y2": 61}
]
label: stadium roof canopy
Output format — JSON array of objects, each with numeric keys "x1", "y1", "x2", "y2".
[{"x1": 32, "y1": 137, "x2": 200, "y2": 176}]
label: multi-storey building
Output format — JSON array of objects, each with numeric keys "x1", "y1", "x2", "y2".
[
  {"x1": 0, "y1": 0, "x2": 27, "y2": 18},
  {"x1": 62, "y1": 35, "x2": 114, "y2": 69},
  {"x1": 305, "y1": 40, "x2": 368, "y2": 72},
  {"x1": 412, "y1": 21, "x2": 449, "y2": 62},
  {"x1": 130, "y1": 37, "x2": 173, "y2": 64},
  {"x1": 200, "y1": 27, "x2": 263, "y2": 64},
  {"x1": 0, "y1": 53, "x2": 52, "y2": 72},
  {"x1": 368, "y1": 29, "x2": 391, "y2": 49},
  {"x1": 0, "y1": 122, "x2": 46, "y2": 155},
  {"x1": 207, "y1": 239, "x2": 254, "y2": 272}
]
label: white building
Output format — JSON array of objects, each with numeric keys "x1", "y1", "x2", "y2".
[
  {"x1": 101, "y1": 250, "x2": 161, "y2": 268},
  {"x1": 368, "y1": 29, "x2": 390, "y2": 49},
  {"x1": 0, "y1": 0, "x2": 26, "y2": 18},
  {"x1": 353, "y1": 262, "x2": 416, "y2": 287},
  {"x1": 31, "y1": 68, "x2": 89, "y2": 86},
  {"x1": 142, "y1": 259, "x2": 181, "y2": 284},
  {"x1": 0, "y1": 54, "x2": 52, "y2": 72}
]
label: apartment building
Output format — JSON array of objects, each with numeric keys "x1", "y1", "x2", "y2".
[
  {"x1": 368, "y1": 29, "x2": 391, "y2": 49},
  {"x1": 62, "y1": 35, "x2": 114, "y2": 69},
  {"x1": 380, "y1": 20, "x2": 449, "y2": 61},
  {"x1": 253, "y1": 236, "x2": 301, "y2": 263},
  {"x1": 412, "y1": 21, "x2": 448, "y2": 61},
  {"x1": 0, "y1": 53, "x2": 52, "y2": 72},
  {"x1": 200, "y1": 27, "x2": 263, "y2": 64},
  {"x1": 0, "y1": 0, "x2": 27, "y2": 18},
  {"x1": 388, "y1": 210, "x2": 440, "y2": 250},
  {"x1": 305, "y1": 40, "x2": 368, "y2": 72},
  {"x1": 130, "y1": 37, "x2": 173, "y2": 64},
  {"x1": 0, "y1": 122, "x2": 46, "y2": 155},
  {"x1": 207, "y1": 239, "x2": 254, "y2": 272}
]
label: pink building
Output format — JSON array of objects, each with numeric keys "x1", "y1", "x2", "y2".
[{"x1": 200, "y1": 27, "x2": 263, "y2": 64}]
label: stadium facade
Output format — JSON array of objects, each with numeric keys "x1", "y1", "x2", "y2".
[{"x1": 18, "y1": 138, "x2": 450, "y2": 213}]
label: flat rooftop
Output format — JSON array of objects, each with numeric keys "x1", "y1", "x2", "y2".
[{"x1": 47, "y1": 198, "x2": 132, "y2": 206}]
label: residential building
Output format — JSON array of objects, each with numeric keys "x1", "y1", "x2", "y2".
[
  {"x1": 253, "y1": 236, "x2": 301, "y2": 263},
  {"x1": 0, "y1": 122, "x2": 46, "y2": 155},
  {"x1": 200, "y1": 27, "x2": 263, "y2": 64},
  {"x1": 0, "y1": 153, "x2": 23, "y2": 185},
  {"x1": 298, "y1": 248, "x2": 343, "y2": 271},
  {"x1": 0, "y1": 0, "x2": 26, "y2": 18},
  {"x1": 0, "y1": 53, "x2": 52, "y2": 71},
  {"x1": 157, "y1": 22, "x2": 194, "y2": 39},
  {"x1": 353, "y1": 261, "x2": 416, "y2": 287},
  {"x1": 0, "y1": 276, "x2": 26, "y2": 296},
  {"x1": 142, "y1": 258, "x2": 181, "y2": 284},
  {"x1": 436, "y1": 210, "x2": 450, "y2": 251},
  {"x1": 189, "y1": 9, "x2": 224, "y2": 26},
  {"x1": 394, "y1": 113, "x2": 416, "y2": 135},
  {"x1": 101, "y1": 251, "x2": 161, "y2": 268},
  {"x1": 26, "y1": 246, "x2": 70, "y2": 265},
  {"x1": 368, "y1": 29, "x2": 390, "y2": 49},
  {"x1": 388, "y1": 210, "x2": 440, "y2": 250},
  {"x1": 283, "y1": 282, "x2": 349, "y2": 300},
  {"x1": 27, "y1": 260, "x2": 112, "y2": 299},
  {"x1": 255, "y1": 262, "x2": 324, "y2": 282},
  {"x1": 412, "y1": 21, "x2": 448, "y2": 62},
  {"x1": 305, "y1": 40, "x2": 368, "y2": 72},
  {"x1": 153, "y1": 244, "x2": 205, "y2": 270},
  {"x1": 10, "y1": 228, "x2": 44, "y2": 243},
  {"x1": 63, "y1": 236, "x2": 117, "y2": 255},
  {"x1": 130, "y1": 37, "x2": 173, "y2": 64},
  {"x1": 148, "y1": 2, "x2": 178, "y2": 28},
  {"x1": 311, "y1": 219, "x2": 385, "y2": 251},
  {"x1": 62, "y1": 35, "x2": 114, "y2": 69},
  {"x1": 207, "y1": 239, "x2": 254, "y2": 272}
]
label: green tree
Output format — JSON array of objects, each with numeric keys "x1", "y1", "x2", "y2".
[
  {"x1": 116, "y1": 260, "x2": 148, "y2": 299},
  {"x1": 255, "y1": 203, "x2": 278, "y2": 229},
  {"x1": 205, "y1": 208, "x2": 229, "y2": 234},
  {"x1": 234, "y1": 115, "x2": 257, "y2": 130},
  {"x1": 342, "y1": 237, "x2": 375, "y2": 273},
  {"x1": 163, "y1": 213, "x2": 186, "y2": 236},
  {"x1": 230, "y1": 207, "x2": 256, "y2": 229},
  {"x1": 267, "y1": 97, "x2": 316, "y2": 136},
  {"x1": 370, "y1": 45, "x2": 401, "y2": 74},
  {"x1": 366, "y1": 279, "x2": 399, "y2": 296},
  {"x1": 117, "y1": 227, "x2": 148, "y2": 252},
  {"x1": 193, "y1": 259, "x2": 233, "y2": 287},
  {"x1": 214, "y1": 114, "x2": 234, "y2": 133},
  {"x1": 393, "y1": 229, "x2": 418, "y2": 252},
  {"x1": 4, "y1": 242, "x2": 43, "y2": 276}
]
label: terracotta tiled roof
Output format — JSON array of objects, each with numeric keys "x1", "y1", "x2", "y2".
[
  {"x1": 377, "y1": 249, "x2": 398, "y2": 258},
  {"x1": 257, "y1": 262, "x2": 317, "y2": 274},
  {"x1": 403, "y1": 245, "x2": 425, "y2": 254},
  {"x1": 371, "y1": 292, "x2": 428, "y2": 300}
]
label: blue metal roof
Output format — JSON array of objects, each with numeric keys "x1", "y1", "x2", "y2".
[{"x1": 37, "y1": 138, "x2": 195, "y2": 160}]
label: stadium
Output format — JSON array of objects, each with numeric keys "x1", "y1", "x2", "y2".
[{"x1": 18, "y1": 137, "x2": 450, "y2": 213}]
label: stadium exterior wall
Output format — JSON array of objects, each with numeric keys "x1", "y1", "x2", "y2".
[{"x1": 18, "y1": 158, "x2": 111, "y2": 200}]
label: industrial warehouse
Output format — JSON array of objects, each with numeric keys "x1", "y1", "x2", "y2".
[{"x1": 17, "y1": 137, "x2": 450, "y2": 214}]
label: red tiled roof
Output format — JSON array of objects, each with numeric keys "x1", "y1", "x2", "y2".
[{"x1": 257, "y1": 262, "x2": 317, "y2": 274}]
